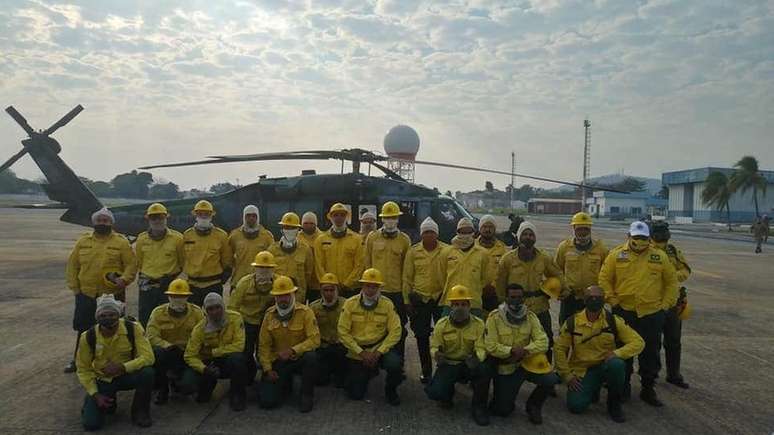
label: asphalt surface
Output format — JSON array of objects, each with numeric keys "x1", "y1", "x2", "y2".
[{"x1": 1, "y1": 209, "x2": 773, "y2": 434}]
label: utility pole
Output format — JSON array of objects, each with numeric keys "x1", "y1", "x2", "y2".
[
  {"x1": 582, "y1": 119, "x2": 591, "y2": 211},
  {"x1": 510, "y1": 151, "x2": 515, "y2": 208}
]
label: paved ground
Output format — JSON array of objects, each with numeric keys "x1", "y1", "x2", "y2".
[{"x1": 1, "y1": 208, "x2": 773, "y2": 434}]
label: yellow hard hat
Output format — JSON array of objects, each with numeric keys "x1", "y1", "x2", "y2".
[
  {"x1": 145, "y1": 202, "x2": 168, "y2": 217},
  {"x1": 521, "y1": 353, "x2": 552, "y2": 374},
  {"x1": 327, "y1": 202, "x2": 350, "y2": 220},
  {"x1": 278, "y1": 212, "x2": 302, "y2": 228},
  {"x1": 359, "y1": 268, "x2": 384, "y2": 285},
  {"x1": 319, "y1": 273, "x2": 340, "y2": 286},
  {"x1": 270, "y1": 275, "x2": 298, "y2": 295},
  {"x1": 447, "y1": 284, "x2": 473, "y2": 301},
  {"x1": 193, "y1": 200, "x2": 215, "y2": 215},
  {"x1": 103, "y1": 271, "x2": 122, "y2": 290},
  {"x1": 251, "y1": 251, "x2": 277, "y2": 268},
  {"x1": 540, "y1": 277, "x2": 562, "y2": 299},
  {"x1": 379, "y1": 201, "x2": 403, "y2": 218},
  {"x1": 678, "y1": 303, "x2": 692, "y2": 320},
  {"x1": 165, "y1": 278, "x2": 193, "y2": 296},
  {"x1": 570, "y1": 212, "x2": 593, "y2": 226}
]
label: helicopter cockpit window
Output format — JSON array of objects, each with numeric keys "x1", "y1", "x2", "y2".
[
  {"x1": 438, "y1": 201, "x2": 462, "y2": 224},
  {"x1": 397, "y1": 201, "x2": 417, "y2": 229}
]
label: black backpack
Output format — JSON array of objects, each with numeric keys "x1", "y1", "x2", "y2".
[
  {"x1": 86, "y1": 319, "x2": 136, "y2": 359},
  {"x1": 566, "y1": 309, "x2": 621, "y2": 349}
]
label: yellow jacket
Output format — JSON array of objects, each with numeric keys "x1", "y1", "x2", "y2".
[
  {"x1": 258, "y1": 304, "x2": 321, "y2": 371},
  {"x1": 229, "y1": 227, "x2": 275, "y2": 286},
  {"x1": 402, "y1": 242, "x2": 448, "y2": 303},
  {"x1": 66, "y1": 231, "x2": 137, "y2": 298},
  {"x1": 76, "y1": 319, "x2": 154, "y2": 395},
  {"x1": 184, "y1": 310, "x2": 245, "y2": 373},
  {"x1": 599, "y1": 243, "x2": 679, "y2": 317},
  {"x1": 484, "y1": 308, "x2": 548, "y2": 375},
  {"x1": 313, "y1": 229, "x2": 364, "y2": 290},
  {"x1": 430, "y1": 316, "x2": 486, "y2": 364},
  {"x1": 135, "y1": 229, "x2": 185, "y2": 279},
  {"x1": 364, "y1": 229, "x2": 411, "y2": 294},
  {"x1": 337, "y1": 295, "x2": 402, "y2": 359},
  {"x1": 146, "y1": 303, "x2": 204, "y2": 349},
  {"x1": 555, "y1": 238, "x2": 609, "y2": 299},
  {"x1": 495, "y1": 248, "x2": 563, "y2": 314},
  {"x1": 227, "y1": 273, "x2": 276, "y2": 325},
  {"x1": 309, "y1": 297, "x2": 346, "y2": 346},
  {"x1": 476, "y1": 238, "x2": 509, "y2": 287},
  {"x1": 554, "y1": 309, "x2": 645, "y2": 382},
  {"x1": 183, "y1": 227, "x2": 232, "y2": 288},
  {"x1": 437, "y1": 245, "x2": 490, "y2": 309},
  {"x1": 651, "y1": 242, "x2": 691, "y2": 283},
  {"x1": 268, "y1": 241, "x2": 315, "y2": 302}
]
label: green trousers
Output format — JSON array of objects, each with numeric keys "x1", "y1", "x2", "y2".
[
  {"x1": 81, "y1": 367, "x2": 154, "y2": 431},
  {"x1": 566, "y1": 357, "x2": 626, "y2": 414}
]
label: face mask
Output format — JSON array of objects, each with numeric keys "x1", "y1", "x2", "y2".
[
  {"x1": 360, "y1": 223, "x2": 376, "y2": 233},
  {"x1": 361, "y1": 290, "x2": 380, "y2": 307},
  {"x1": 276, "y1": 294, "x2": 295, "y2": 312},
  {"x1": 255, "y1": 268, "x2": 273, "y2": 284},
  {"x1": 629, "y1": 239, "x2": 649, "y2": 252},
  {"x1": 520, "y1": 239, "x2": 535, "y2": 249},
  {"x1": 149, "y1": 219, "x2": 167, "y2": 232},
  {"x1": 97, "y1": 317, "x2": 118, "y2": 329},
  {"x1": 575, "y1": 234, "x2": 591, "y2": 245},
  {"x1": 585, "y1": 296, "x2": 605, "y2": 313},
  {"x1": 450, "y1": 306, "x2": 471, "y2": 323},
  {"x1": 382, "y1": 219, "x2": 398, "y2": 233},
  {"x1": 332, "y1": 223, "x2": 347, "y2": 232},
  {"x1": 94, "y1": 224, "x2": 112, "y2": 235},
  {"x1": 282, "y1": 229, "x2": 299, "y2": 243},
  {"x1": 506, "y1": 297, "x2": 523, "y2": 311},
  {"x1": 195, "y1": 217, "x2": 213, "y2": 230},
  {"x1": 168, "y1": 298, "x2": 187, "y2": 312},
  {"x1": 454, "y1": 233, "x2": 474, "y2": 249}
]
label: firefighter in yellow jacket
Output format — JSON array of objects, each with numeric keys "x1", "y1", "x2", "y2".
[
  {"x1": 314, "y1": 203, "x2": 364, "y2": 297},
  {"x1": 599, "y1": 221, "x2": 678, "y2": 407},
  {"x1": 437, "y1": 218, "x2": 489, "y2": 317},
  {"x1": 338, "y1": 268, "x2": 403, "y2": 405},
  {"x1": 183, "y1": 200, "x2": 233, "y2": 306},
  {"x1": 555, "y1": 212, "x2": 609, "y2": 324},
  {"x1": 135, "y1": 203, "x2": 185, "y2": 326},
  {"x1": 268, "y1": 212, "x2": 315, "y2": 302},
  {"x1": 66, "y1": 207, "x2": 137, "y2": 373},
  {"x1": 258, "y1": 275, "x2": 321, "y2": 412},
  {"x1": 309, "y1": 273, "x2": 348, "y2": 386},
  {"x1": 476, "y1": 214, "x2": 509, "y2": 311},
  {"x1": 229, "y1": 204, "x2": 275, "y2": 287}
]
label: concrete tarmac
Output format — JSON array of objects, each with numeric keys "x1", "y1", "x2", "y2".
[{"x1": 1, "y1": 209, "x2": 773, "y2": 434}]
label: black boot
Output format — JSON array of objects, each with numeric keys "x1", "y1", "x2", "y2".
[
  {"x1": 640, "y1": 385, "x2": 664, "y2": 407},
  {"x1": 385, "y1": 387, "x2": 400, "y2": 406},
  {"x1": 525, "y1": 386, "x2": 548, "y2": 425},
  {"x1": 154, "y1": 386, "x2": 169, "y2": 405},
  {"x1": 64, "y1": 360, "x2": 77, "y2": 374},
  {"x1": 417, "y1": 337, "x2": 432, "y2": 384},
  {"x1": 131, "y1": 387, "x2": 153, "y2": 428},
  {"x1": 300, "y1": 394, "x2": 314, "y2": 413},
  {"x1": 229, "y1": 390, "x2": 246, "y2": 412},
  {"x1": 472, "y1": 405, "x2": 490, "y2": 426},
  {"x1": 607, "y1": 391, "x2": 625, "y2": 423}
]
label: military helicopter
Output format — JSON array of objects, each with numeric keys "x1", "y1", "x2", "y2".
[{"x1": 3, "y1": 105, "x2": 622, "y2": 242}]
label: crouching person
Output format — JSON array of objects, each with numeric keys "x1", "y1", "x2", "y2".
[
  {"x1": 258, "y1": 275, "x2": 321, "y2": 412},
  {"x1": 309, "y1": 273, "x2": 348, "y2": 387},
  {"x1": 555, "y1": 285, "x2": 645, "y2": 423},
  {"x1": 485, "y1": 284, "x2": 559, "y2": 425},
  {"x1": 145, "y1": 278, "x2": 204, "y2": 405},
  {"x1": 425, "y1": 285, "x2": 491, "y2": 426},
  {"x1": 77, "y1": 294, "x2": 155, "y2": 431},
  {"x1": 183, "y1": 292, "x2": 247, "y2": 411}
]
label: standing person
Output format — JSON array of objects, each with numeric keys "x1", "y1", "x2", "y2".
[
  {"x1": 496, "y1": 221, "x2": 563, "y2": 361},
  {"x1": 258, "y1": 276, "x2": 321, "y2": 412},
  {"x1": 299, "y1": 211, "x2": 322, "y2": 302},
  {"x1": 76, "y1": 295, "x2": 155, "y2": 430},
  {"x1": 359, "y1": 210, "x2": 377, "y2": 240},
  {"x1": 229, "y1": 205, "x2": 275, "y2": 287},
  {"x1": 555, "y1": 212, "x2": 609, "y2": 325},
  {"x1": 135, "y1": 203, "x2": 185, "y2": 326},
  {"x1": 476, "y1": 215, "x2": 508, "y2": 311},
  {"x1": 752, "y1": 218, "x2": 767, "y2": 253},
  {"x1": 763, "y1": 215, "x2": 770, "y2": 243},
  {"x1": 183, "y1": 200, "x2": 233, "y2": 306},
  {"x1": 337, "y1": 268, "x2": 403, "y2": 405},
  {"x1": 650, "y1": 221, "x2": 692, "y2": 389},
  {"x1": 313, "y1": 203, "x2": 364, "y2": 298},
  {"x1": 309, "y1": 273, "x2": 348, "y2": 387},
  {"x1": 145, "y1": 279, "x2": 204, "y2": 405},
  {"x1": 268, "y1": 212, "x2": 315, "y2": 303},
  {"x1": 404, "y1": 217, "x2": 448, "y2": 383},
  {"x1": 65, "y1": 207, "x2": 137, "y2": 373},
  {"x1": 364, "y1": 201, "x2": 411, "y2": 356},
  {"x1": 599, "y1": 221, "x2": 678, "y2": 407},
  {"x1": 437, "y1": 218, "x2": 489, "y2": 318}
]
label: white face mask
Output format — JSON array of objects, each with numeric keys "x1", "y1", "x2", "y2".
[
  {"x1": 276, "y1": 294, "x2": 296, "y2": 317},
  {"x1": 149, "y1": 219, "x2": 167, "y2": 232},
  {"x1": 255, "y1": 268, "x2": 273, "y2": 284},
  {"x1": 195, "y1": 217, "x2": 213, "y2": 230},
  {"x1": 168, "y1": 297, "x2": 187, "y2": 312},
  {"x1": 361, "y1": 290, "x2": 381, "y2": 307},
  {"x1": 382, "y1": 218, "x2": 398, "y2": 233},
  {"x1": 454, "y1": 233, "x2": 474, "y2": 249},
  {"x1": 282, "y1": 228, "x2": 299, "y2": 243}
]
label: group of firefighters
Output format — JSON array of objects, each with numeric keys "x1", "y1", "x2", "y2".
[{"x1": 65, "y1": 199, "x2": 692, "y2": 431}]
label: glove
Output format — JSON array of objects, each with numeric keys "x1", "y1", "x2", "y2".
[
  {"x1": 464, "y1": 355, "x2": 480, "y2": 369},
  {"x1": 204, "y1": 364, "x2": 220, "y2": 378},
  {"x1": 220, "y1": 268, "x2": 233, "y2": 285}
]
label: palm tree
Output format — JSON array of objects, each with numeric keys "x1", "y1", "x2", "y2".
[
  {"x1": 729, "y1": 156, "x2": 768, "y2": 218},
  {"x1": 702, "y1": 171, "x2": 733, "y2": 230}
]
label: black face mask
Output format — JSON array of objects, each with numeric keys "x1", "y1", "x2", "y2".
[
  {"x1": 98, "y1": 318, "x2": 118, "y2": 329},
  {"x1": 94, "y1": 224, "x2": 112, "y2": 235},
  {"x1": 506, "y1": 297, "x2": 524, "y2": 311},
  {"x1": 520, "y1": 239, "x2": 535, "y2": 249},
  {"x1": 585, "y1": 296, "x2": 605, "y2": 313},
  {"x1": 652, "y1": 231, "x2": 670, "y2": 243}
]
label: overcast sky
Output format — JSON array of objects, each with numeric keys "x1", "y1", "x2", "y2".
[{"x1": 1, "y1": 0, "x2": 772, "y2": 193}]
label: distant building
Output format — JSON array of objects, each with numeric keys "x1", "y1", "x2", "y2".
[
  {"x1": 527, "y1": 198, "x2": 582, "y2": 215},
  {"x1": 662, "y1": 167, "x2": 774, "y2": 222},
  {"x1": 457, "y1": 190, "x2": 525, "y2": 210},
  {"x1": 587, "y1": 191, "x2": 667, "y2": 218}
]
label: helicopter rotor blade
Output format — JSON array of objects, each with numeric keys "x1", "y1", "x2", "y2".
[
  {"x1": 5, "y1": 106, "x2": 36, "y2": 137},
  {"x1": 43, "y1": 105, "x2": 84, "y2": 136},
  {"x1": 0, "y1": 149, "x2": 29, "y2": 173},
  {"x1": 408, "y1": 158, "x2": 628, "y2": 193},
  {"x1": 141, "y1": 148, "x2": 388, "y2": 170},
  {"x1": 370, "y1": 161, "x2": 405, "y2": 181}
]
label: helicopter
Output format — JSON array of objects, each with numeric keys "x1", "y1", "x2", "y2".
[{"x1": 2, "y1": 105, "x2": 624, "y2": 243}]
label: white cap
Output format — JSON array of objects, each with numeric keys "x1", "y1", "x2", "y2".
[
  {"x1": 91, "y1": 207, "x2": 114, "y2": 225},
  {"x1": 302, "y1": 212, "x2": 317, "y2": 225},
  {"x1": 95, "y1": 294, "x2": 123, "y2": 318},
  {"x1": 420, "y1": 217, "x2": 439, "y2": 234},
  {"x1": 243, "y1": 205, "x2": 259, "y2": 225},
  {"x1": 479, "y1": 214, "x2": 496, "y2": 230},
  {"x1": 516, "y1": 221, "x2": 537, "y2": 240},
  {"x1": 203, "y1": 292, "x2": 224, "y2": 309},
  {"x1": 629, "y1": 221, "x2": 650, "y2": 237},
  {"x1": 360, "y1": 211, "x2": 376, "y2": 222},
  {"x1": 456, "y1": 217, "x2": 474, "y2": 231}
]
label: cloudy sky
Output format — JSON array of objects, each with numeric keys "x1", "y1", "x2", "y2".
[{"x1": 1, "y1": 0, "x2": 772, "y2": 193}]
